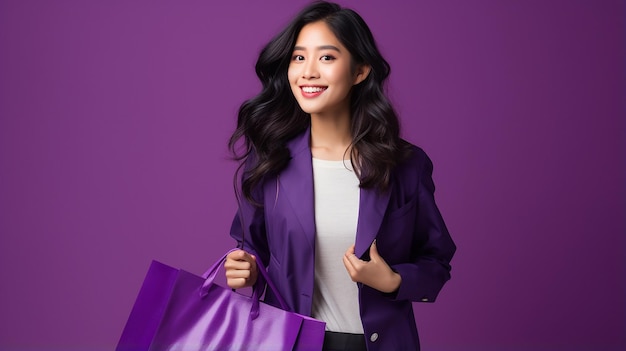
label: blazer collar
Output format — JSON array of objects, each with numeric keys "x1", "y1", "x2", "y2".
[{"x1": 280, "y1": 127, "x2": 391, "y2": 258}]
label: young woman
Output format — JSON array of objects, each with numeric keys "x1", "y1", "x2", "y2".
[{"x1": 224, "y1": 2, "x2": 456, "y2": 350}]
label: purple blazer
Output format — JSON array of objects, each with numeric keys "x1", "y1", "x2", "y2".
[{"x1": 230, "y1": 128, "x2": 456, "y2": 351}]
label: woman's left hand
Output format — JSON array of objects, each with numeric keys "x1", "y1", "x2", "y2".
[{"x1": 343, "y1": 241, "x2": 402, "y2": 293}]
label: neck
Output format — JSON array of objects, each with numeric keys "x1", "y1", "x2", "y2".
[{"x1": 309, "y1": 111, "x2": 352, "y2": 161}]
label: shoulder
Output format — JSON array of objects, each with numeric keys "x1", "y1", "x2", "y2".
[
  {"x1": 389, "y1": 140, "x2": 440, "y2": 199},
  {"x1": 395, "y1": 140, "x2": 432, "y2": 179}
]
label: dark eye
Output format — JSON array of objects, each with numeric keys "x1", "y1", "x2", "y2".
[
  {"x1": 292, "y1": 55, "x2": 305, "y2": 61},
  {"x1": 320, "y1": 55, "x2": 335, "y2": 61}
]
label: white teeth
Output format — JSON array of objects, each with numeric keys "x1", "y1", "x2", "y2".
[{"x1": 302, "y1": 86, "x2": 325, "y2": 93}]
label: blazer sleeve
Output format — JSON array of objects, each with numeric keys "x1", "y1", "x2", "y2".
[
  {"x1": 229, "y1": 154, "x2": 271, "y2": 268},
  {"x1": 391, "y1": 152, "x2": 456, "y2": 303}
]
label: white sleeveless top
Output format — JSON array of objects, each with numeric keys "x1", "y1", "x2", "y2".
[{"x1": 311, "y1": 158, "x2": 363, "y2": 333}]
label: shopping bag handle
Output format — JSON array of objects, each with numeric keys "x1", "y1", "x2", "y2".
[{"x1": 199, "y1": 248, "x2": 289, "y2": 320}]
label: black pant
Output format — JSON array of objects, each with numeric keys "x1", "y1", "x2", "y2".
[{"x1": 323, "y1": 331, "x2": 367, "y2": 351}]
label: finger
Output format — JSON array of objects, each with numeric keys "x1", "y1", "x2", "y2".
[
  {"x1": 344, "y1": 244, "x2": 355, "y2": 256},
  {"x1": 225, "y1": 257, "x2": 251, "y2": 271},
  {"x1": 224, "y1": 258, "x2": 252, "y2": 271},
  {"x1": 225, "y1": 250, "x2": 257, "y2": 289},
  {"x1": 226, "y1": 249, "x2": 246, "y2": 261},
  {"x1": 225, "y1": 268, "x2": 251, "y2": 280},
  {"x1": 343, "y1": 252, "x2": 354, "y2": 269},
  {"x1": 344, "y1": 245, "x2": 354, "y2": 263},
  {"x1": 344, "y1": 249, "x2": 364, "y2": 272},
  {"x1": 227, "y1": 277, "x2": 248, "y2": 289},
  {"x1": 342, "y1": 254, "x2": 357, "y2": 281},
  {"x1": 227, "y1": 250, "x2": 256, "y2": 265},
  {"x1": 241, "y1": 252, "x2": 256, "y2": 267},
  {"x1": 225, "y1": 263, "x2": 254, "y2": 289}
]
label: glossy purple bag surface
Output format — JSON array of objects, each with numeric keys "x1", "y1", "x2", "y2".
[{"x1": 117, "y1": 250, "x2": 325, "y2": 350}]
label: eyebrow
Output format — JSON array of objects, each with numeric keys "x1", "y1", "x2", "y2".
[{"x1": 293, "y1": 45, "x2": 341, "y2": 52}]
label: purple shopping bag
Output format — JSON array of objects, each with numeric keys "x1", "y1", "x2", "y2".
[{"x1": 117, "y1": 250, "x2": 325, "y2": 351}]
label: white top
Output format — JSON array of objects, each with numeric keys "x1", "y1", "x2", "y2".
[{"x1": 310, "y1": 158, "x2": 363, "y2": 333}]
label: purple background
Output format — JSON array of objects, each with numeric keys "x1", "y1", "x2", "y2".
[{"x1": 1, "y1": 0, "x2": 624, "y2": 350}]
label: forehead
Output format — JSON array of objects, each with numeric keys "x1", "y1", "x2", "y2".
[{"x1": 294, "y1": 21, "x2": 343, "y2": 48}]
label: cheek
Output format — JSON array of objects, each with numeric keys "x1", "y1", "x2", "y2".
[
  {"x1": 286, "y1": 70, "x2": 297, "y2": 94},
  {"x1": 325, "y1": 66, "x2": 353, "y2": 88},
  {"x1": 287, "y1": 65, "x2": 299, "y2": 84}
]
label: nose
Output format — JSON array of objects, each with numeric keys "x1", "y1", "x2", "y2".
[{"x1": 302, "y1": 60, "x2": 319, "y2": 79}]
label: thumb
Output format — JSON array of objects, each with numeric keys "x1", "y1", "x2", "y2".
[{"x1": 369, "y1": 240, "x2": 380, "y2": 259}]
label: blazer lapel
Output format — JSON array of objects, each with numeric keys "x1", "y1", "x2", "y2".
[
  {"x1": 278, "y1": 129, "x2": 317, "y2": 252},
  {"x1": 355, "y1": 186, "x2": 391, "y2": 258},
  {"x1": 278, "y1": 127, "x2": 392, "y2": 259}
]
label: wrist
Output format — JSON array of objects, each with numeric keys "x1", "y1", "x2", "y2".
[
  {"x1": 381, "y1": 272, "x2": 401, "y2": 293},
  {"x1": 392, "y1": 272, "x2": 402, "y2": 291}
]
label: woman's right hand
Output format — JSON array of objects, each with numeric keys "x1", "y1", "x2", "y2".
[{"x1": 224, "y1": 249, "x2": 258, "y2": 289}]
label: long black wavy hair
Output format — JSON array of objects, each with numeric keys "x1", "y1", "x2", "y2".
[{"x1": 229, "y1": 1, "x2": 411, "y2": 204}]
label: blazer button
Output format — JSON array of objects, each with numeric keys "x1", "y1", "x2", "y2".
[
  {"x1": 370, "y1": 333, "x2": 379, "y2": 342},
  {"x1": 421, "y1": 297, "x2": 429, "y2": 302}
]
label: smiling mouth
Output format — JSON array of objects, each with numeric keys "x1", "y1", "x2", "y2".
[{"x1": 301, "y1": 86, "x2": 327, "y2": 94}]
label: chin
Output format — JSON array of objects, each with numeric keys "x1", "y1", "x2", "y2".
[
  {"x1": 296, "y1": 103, "x2": 322, "y2": 115},
  {"x1": 302, "y1": 108, "x2": 325, "y2": 115}
]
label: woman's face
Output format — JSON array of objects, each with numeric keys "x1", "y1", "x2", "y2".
[{"x1": 288, "y1": 21, "x2": 369, "y2": 117}]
